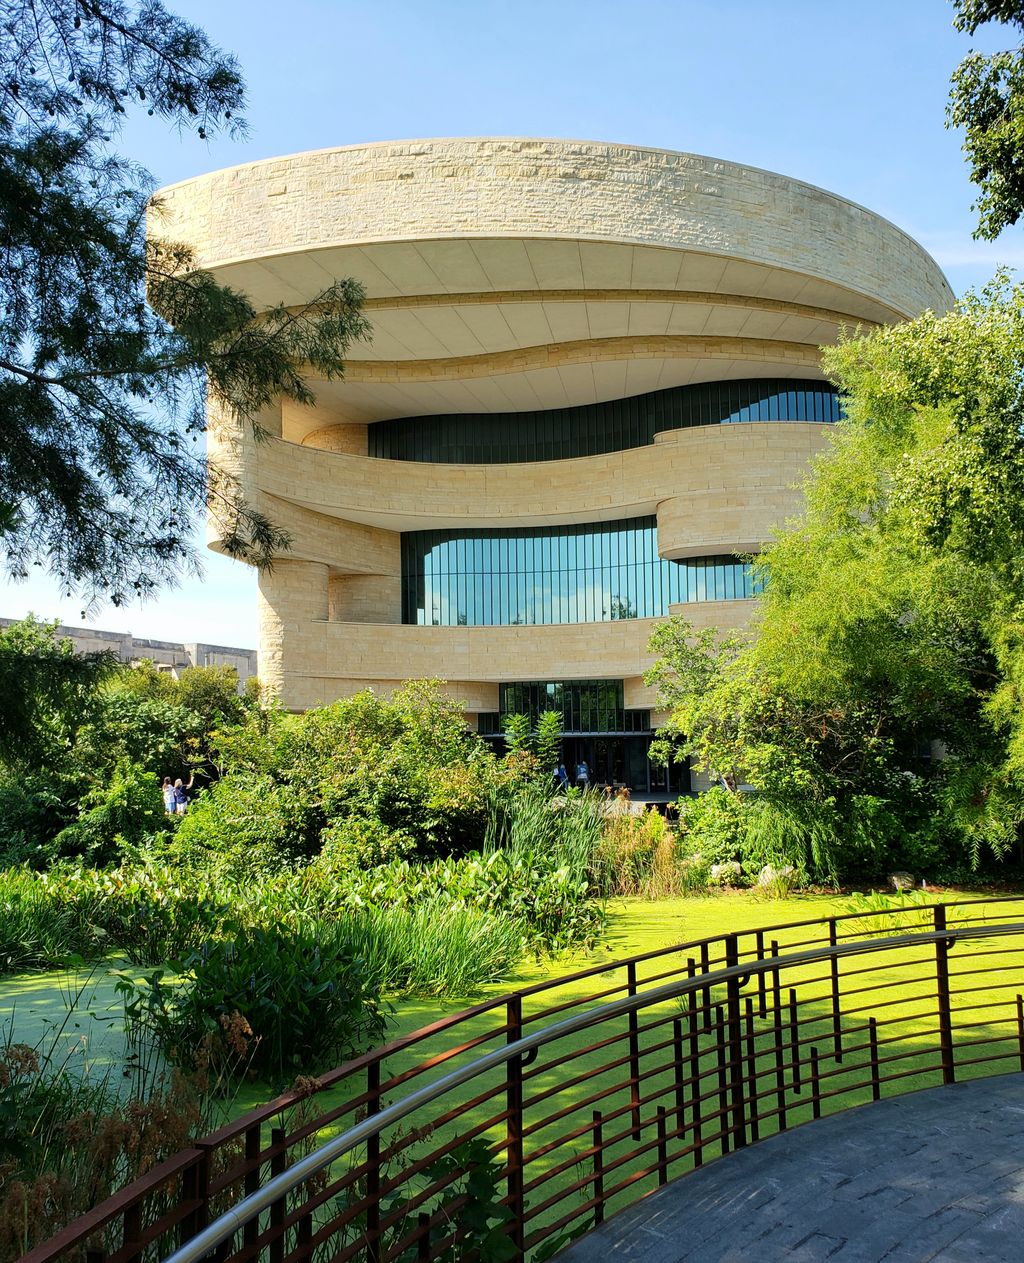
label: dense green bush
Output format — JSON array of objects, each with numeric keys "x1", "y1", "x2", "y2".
[
  {"x1": 48, "y1": 759, "x2": 167, "y2": 867},
  {"x1": 173, "y1": 772, "x2": 316, "y2": 873},
  {"x1": 677, "y1": 786, "x2": 749, "y2": 866},
  {"x1": 120, "y1": 924, "x2": 387, "y2": 1082}
]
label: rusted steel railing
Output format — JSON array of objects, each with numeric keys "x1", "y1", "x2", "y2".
[{"x1": 19, "y1": 896, "x2": 1024, "y2": 1263}]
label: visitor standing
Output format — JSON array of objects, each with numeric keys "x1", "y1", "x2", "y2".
[
  {"x1": 575, "y1": 759, "x2": 590, "y2": 789},
  {"x1": 161, "y1": 777, "x2": 175, "y2": 815},
  {"x1": 172, "y1": 774, "x2": 195, "y2": 815}
]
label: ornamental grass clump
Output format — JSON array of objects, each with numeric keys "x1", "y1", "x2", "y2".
[{"x1": 594, "y1": 807, "x2": 682, "y2": 899}]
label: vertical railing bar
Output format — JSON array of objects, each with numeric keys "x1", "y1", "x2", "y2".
[
  {"x1": 592, "y1": 1110, "x2": 605, "y2": 1226},
  {"x1": 700, "y1": 942, "x2": 711, "y2": 1032},
  {"x1": 744, "y1": 997, "x2": 759, "y2": 1145},
  {"x1": 688, "y1": 985, "x2": 703, "y2": 1168},
  {"x1": 656, "y1": 1106, "x2": 668, "y2": 1186},
  {"x1": 756, "y1": 930, "x2": 767, "y2": 1018},
  {"x1": 627, "y1": 961, "x2": 642, "y2": 1141},
  {"x1": 869, "y1": 1016, "x2": 881, "y2": 1101},
  {"x1": 828, "y1": 918, "x2": 843, "y2": 1064},
  {"x1": 296, "y1": 1205, "x2": 313, "y2": 1263},
  {"x1": 714, "y1": 1004, "x2": 730, "y2": 1156},
  {"x1": 417, "y1": 1211, "x2": 431, "y2": 1262},
  {"x1": 1017, "y1": 995, "x2": 1024, "y2": 1073},
  {"x1": 789, "y1": 988, "x2": 802, "y2": 1094},
  {"x1": 672, "y1": 1016, "x2": 686, "y2": 1129},
  {"x1": 506, "y1": 995, "x2": 526, "y2": 1261},
  {"x1": 269, "y1": 1126, "x2": 287, "y2": 1263},
  {"x1": 810, "y1": 1047, "x2": 821, "y2": 1120},
  {"x1": 934, "y1": 906, "x2": 956, "y2": 1086},
  {"x1": 122, "y1": 1202, "x2": 143, "y2": 1263},
  {"x1": 244, "y1": 1123, "x2": 261, "y2": 1253},
  {"x1": 771, "y1": 956, "x2": 787, "y2": 1132},
  {"x1": 724, "y1": 934, "x2": 747, "y2": 1150}
]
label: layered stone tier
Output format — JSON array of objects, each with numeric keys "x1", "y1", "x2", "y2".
[{"x1": 153, "y1": 138, "x2": 952, "y2": 716}]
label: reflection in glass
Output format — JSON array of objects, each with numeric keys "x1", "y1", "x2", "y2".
[
  {"x1": 401, "y1": 518, "x2": 761, "y2": 626},
  {"x1": 371, "y1": 379, "x2": 843, "y2": 464}
]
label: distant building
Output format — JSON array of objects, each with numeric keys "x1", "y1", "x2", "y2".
[{"x1": 0, "y1": 618, "x2": 257, "y2": 686}]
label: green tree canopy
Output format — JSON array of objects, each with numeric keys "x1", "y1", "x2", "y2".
[
  {"x1": 648, "y1": 277, "x2": 1024, "y2": 878},
  {"x1": 0, "y1": 1, "x2": 369, "y2": 605},
  {"x1": 949, "y1": 0, "x2": 1024, "y2": 237}
]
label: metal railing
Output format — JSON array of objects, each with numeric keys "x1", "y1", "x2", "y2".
[{"x1": 20, "y1": 896, "x2": 1024, "y2": 1263}]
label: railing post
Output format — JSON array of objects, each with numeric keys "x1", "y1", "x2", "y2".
[
  {"x1": 756, "y1": 930, "x2": 767, "y2": 1018},
  {"x1": 714, "y1": 1005, "x2": 730, "y2": 1156},
  {"x1": 934, "y1": 905, "x2": 956, "y2": 1085},
  {"x1": 626, "y1": 960, "x2": 642, "y2": 1141},
  {"x1": 744, "y1": 997, "x2": 759, "y2": 1144},
  {"x1": 700, "y1": 942, "x2": 711, "y2": 1032},
  {"x1": 506, "y1": 995, "x2": 526, "y2": 1261},
  {"x1": 828, "y1": 918, "x2": 843, "y2": 1064},
  {"x1": 724, "y1": 934, "x2": 747, "y2": 1150},
  {"x1": 869, "y1": 1017, "x2": 881, "y2": 1101},
  {"x1": 688, "y1": 989, "x2": 704, "y2": 1167},
  {"x1": 592, "y1": 1111, "x2": 605, "y2": 1225},
  {"x1": 1016, "y1": 996, "x2": 1024, "y2": 1072},
  {"x1": 672, "y1": 1016, "x2": 686, "y2": 1128},
  {"x1": 244, "y1": 1122, "x2": 261, "y2": 1255},
  {"x1": 656, "y1": 1107, "x2": 668, "y2": 1186},
  {"x1": 789, "y1": 988, "x2": 802, "y2": 1093},
  {"x1": 770, "y1": 952, "x2": 787, "y2": 1132},
  {"x1": 366, "y1": 1060, "x2": 382, "y2": 1263},
  {"x1": 180, "y1": 1142, "x2": 211, "y2": 1251},
  {"x1": 810, "y1": 1047, "x2": 821, "y2": 1120},
  {"x1": 122, "y1": 1202, "x2": 143, "y2": 1263},
  {"x1": 269, "y1": 1126, "x2": 287, "y2": 1263}
]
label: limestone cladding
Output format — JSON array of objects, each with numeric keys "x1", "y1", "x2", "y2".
[
  {"x1": 153, "y1": 138, "x2": 953, "y2": 714},
  {"x1": 154, "y1": 138, "x2": 953, "y2": 320}
]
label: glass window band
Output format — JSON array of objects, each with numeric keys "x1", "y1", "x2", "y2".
[
  {"x1": 370, "y1": 378, "x2": 842, "y2": 464},
  {"x1": 402, "y1": 517, "x2": 761, "y2": 626}
]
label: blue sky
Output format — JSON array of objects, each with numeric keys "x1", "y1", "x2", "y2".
[{"x1": 3, "y1": 0, "x2": 1020, "y2": 647}]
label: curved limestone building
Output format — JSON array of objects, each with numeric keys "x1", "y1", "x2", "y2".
[{"x1": 155, "y1": 138, "x2": 952, "y2": 792}]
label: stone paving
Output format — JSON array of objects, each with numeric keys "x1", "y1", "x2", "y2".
[{"x1": 558, "y1": 1075, "x2": 1024, "y2": 1262}]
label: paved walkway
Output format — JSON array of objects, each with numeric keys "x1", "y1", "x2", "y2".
[{"x1": 559, "y1": 1075, "x2": 1024, "y2": 1262}]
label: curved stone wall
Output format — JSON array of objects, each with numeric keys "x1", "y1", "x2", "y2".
[{"x1": 155, "y1": 138, "x2": 953, "y2": 716}]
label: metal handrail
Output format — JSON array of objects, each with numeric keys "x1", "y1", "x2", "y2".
[{"x1": 161, "y1": 918, "x2": 1024, "y2": 1263}]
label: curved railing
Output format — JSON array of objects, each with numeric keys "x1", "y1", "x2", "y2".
[{"x1": 20, "y1": 896, "x2": 1024, "y2": 1263}]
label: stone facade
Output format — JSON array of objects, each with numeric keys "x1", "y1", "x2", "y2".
[{"x1": 151, "y1": 138, "x2": 952, "y2": 754}]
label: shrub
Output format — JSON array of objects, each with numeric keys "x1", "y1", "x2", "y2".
[
  {"x1": 47, "y1": 759, "x2": 167, "y2": 867},
  {"x1": 120, "y1": 923, "x2": 387, "y2": 1083},
  {"x1": 318, "y1": 816, "x2": 415, "y2": 870},
  {"x1": 677, "y1": 786, "x2": 749, "y2": 866},
  {"x1": 173, "y1": 772, "x2": 316, "y2": 872}
]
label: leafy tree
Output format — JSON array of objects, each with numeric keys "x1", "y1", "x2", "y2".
[
  {"x1": 0, "y1": 1, "x2": 369, "y2": 604},
  {"x1": 210, "y1": 682, "x2": 503, "y2": 859},
  {"x1": 948, "y1": 0, "x2": 1024, "y2": 238},
  {"x1": 0, "y1": 616, "x2": 113, "y2": 766},
  {"x1": 535, "y1": 710, "x2": 563, "y2": 772},
  {"x1": 648, "y1": 278, "x2": 1024, "y2": 877}
]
